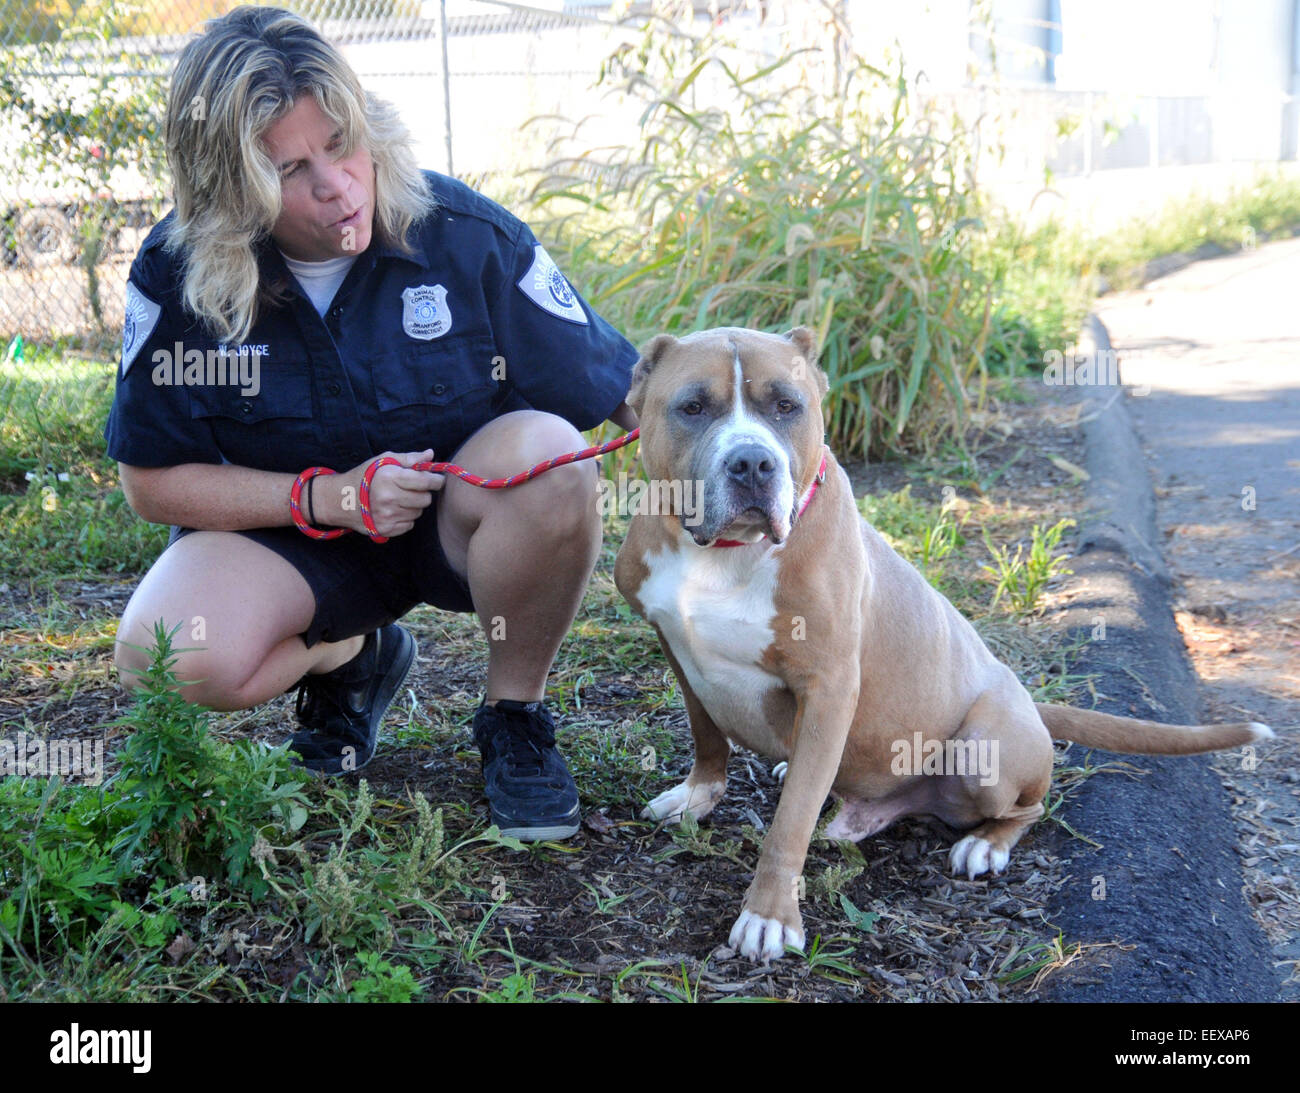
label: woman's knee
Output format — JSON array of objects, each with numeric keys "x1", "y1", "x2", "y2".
[
  {"x1": 113, "y1": 610, "x2": 266, "y2": 710},
  {"x1": 112, "y1": 531, "x2": 314, "y2": 709},
  {"x1": 458, "y1": 410, "x2": 594, "y2": 470}
]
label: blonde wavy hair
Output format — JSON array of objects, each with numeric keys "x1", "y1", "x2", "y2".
[{"x1": 163, "y1": 5, "x2": 435, "y2": 343}]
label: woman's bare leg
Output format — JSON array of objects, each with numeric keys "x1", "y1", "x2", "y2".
[
  {"x1": 114, "y1": 531, "x2": 363, "y2": 710},
  {"x1": 435, "y1": 410, "x2": 603, "y2": 704}
]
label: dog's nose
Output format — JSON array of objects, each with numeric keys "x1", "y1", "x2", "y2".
[{"x1": 725, "y1": 445, "x2": 777, "y2": 493}]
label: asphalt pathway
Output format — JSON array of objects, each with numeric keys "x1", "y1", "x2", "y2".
[
  {"x1": 1100, "y1": 238, "x2": 1300, "y2": 736},
  {"x1": 1043, "y1": 238, "x2": 1299, "y2": 1001},
  {"x1": 1098, "y1": 238, "x2": 1300, "y2": 997}
]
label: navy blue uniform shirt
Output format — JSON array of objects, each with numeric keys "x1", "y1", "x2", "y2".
[{"x1": 104, "y1": 171, "x2": 637, "y2": 475}]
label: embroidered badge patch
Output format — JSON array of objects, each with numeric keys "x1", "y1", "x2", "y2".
[
  {"x1": 121, "y1": 281, "x2": 162, "y2": 377},
  {"x1": 401, "y1": 284, "x2": 452, "y2": 340},
  {"x1": 516, "y1": 244, "x2": 588, "y2": 325}
]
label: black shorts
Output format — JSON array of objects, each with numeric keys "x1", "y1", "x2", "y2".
[{"x1": 168, "y1": 496, "x2": 476, "y2": 648}]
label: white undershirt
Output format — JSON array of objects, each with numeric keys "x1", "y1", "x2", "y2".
[{"x1": 280, "y1": 252, "x2": 358, "y2": 316}]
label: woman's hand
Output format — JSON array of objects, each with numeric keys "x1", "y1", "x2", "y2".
[{"x1": 323, "y1": 449, "x2": 446, "y2": 539}]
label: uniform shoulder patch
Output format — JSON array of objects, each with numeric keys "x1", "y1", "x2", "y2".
[
  {"x1": 516, "y1": 244, "x2": 588, "y2": 325},
  {"x1": 121, "y1": 281, "x2": 162, "y2": 378}
]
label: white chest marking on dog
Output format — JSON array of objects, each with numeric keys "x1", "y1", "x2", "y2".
[{"x1": 639, "y1": 537, "x2": 785, "y2": 745}]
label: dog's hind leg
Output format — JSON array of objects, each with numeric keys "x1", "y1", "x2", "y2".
[
  {"x1": 940, "y1": 683, "x2": 1054, "y2": 880},
  {"x1": 641, "y1": 640, "x2": 731, "y2": 824},
  {"x1": 824, "y1": 778, "x2": 945, "y2": 841}
]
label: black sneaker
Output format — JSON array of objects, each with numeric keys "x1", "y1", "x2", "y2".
[
  {"x1": 288, "y1": 623, "x2": 416, "y2": 776},
  {"x1": 472, "y1": 700, "x2": 581, "y2": 841}
]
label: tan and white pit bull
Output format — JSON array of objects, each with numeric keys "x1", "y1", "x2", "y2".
[{"x1": 614, "y1": 325, "x2": 1273, "y2": 962}]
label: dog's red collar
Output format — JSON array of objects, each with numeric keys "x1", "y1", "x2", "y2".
[{"x1": 711, "y1": 448, "x2": 829, "y2": 548}]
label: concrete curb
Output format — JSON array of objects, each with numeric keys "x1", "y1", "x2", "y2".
[
  {"x1": 1069, "y1": 315, "x2": 1170, "y2": 582},
  {"x1": 1036, "y1": 314, "x2": 1280, "y2": 1002}
]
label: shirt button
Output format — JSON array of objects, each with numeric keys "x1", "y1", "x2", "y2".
[
  {"x1": 330, "y1": 305, "x2": 343, "y2": 319},
  {"x1": 432, "y1": 383, "x2": 446, "y2": 396},
  {"x1": 325, "y1": 381, "x2": 341, "y2": 396},
  {"x1": 238, "y1": 401, "x2": 253, "y2": 415}
]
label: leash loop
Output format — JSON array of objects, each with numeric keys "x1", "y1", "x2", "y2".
[
  {"x1": 291, "y1": 466, "x2": 347, "y2": 540},
  {"x1": 295, "y1": 427, "x2": 640, "y2": 542}
]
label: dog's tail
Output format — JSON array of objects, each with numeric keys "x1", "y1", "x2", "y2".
[{"x1": 1034, "y1": 704, "x2": 1273, "y2": 755}]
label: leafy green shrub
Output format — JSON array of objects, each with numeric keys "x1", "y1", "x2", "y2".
[
  {"x1": 349, "y1": 951, "x2": 424, "y2": 1002},
  {"x1": 0, "y1": 621, "x2": 313, "y2": 965},
  {"x1": 109, "y1": 621, "x2": 311, "y2": 897},
  {"x1": 0, "y1": 776, "x2": 123, "y2": 951},
  {"x1": 0, "y1": 773, "x2": 189, "y2": 962}
]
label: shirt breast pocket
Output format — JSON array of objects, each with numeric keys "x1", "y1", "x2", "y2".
[
  {"x1": 187, "y1": 365, "x2": 318, "y2": 473},
  {"x1": 372, "y1": 334, "x2": 501, "y2": 455}
]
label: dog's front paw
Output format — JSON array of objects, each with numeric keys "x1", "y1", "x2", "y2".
[
  {"x1": 949, "y1": 834, "x2": 1010, "y2": 879},
  {"x1": 728, "y1": 905, "x2": 805, "y2": 962},
  {"x1": 641, "y1": 778, "x2": 725, "y2": 824}
]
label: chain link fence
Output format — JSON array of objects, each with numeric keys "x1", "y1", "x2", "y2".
[
  {"x1": 2, "y1": 1, "x2": 1295, "y2": 346},
  {"x1": 0, "y1": 0, "x2": 688, "y2": 347}
]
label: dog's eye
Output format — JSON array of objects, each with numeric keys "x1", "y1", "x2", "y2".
[
  {"x1": 681, "y1": 400, "x2": 704, "y2": 415},
  {"x1": 775, "y1": 399, "x2": 797, "y2": 415}
]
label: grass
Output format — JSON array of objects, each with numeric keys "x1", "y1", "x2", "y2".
[
  {"x1": 0, "y1": 342, "x2": 117, "y2": 475},
  {"x1": 983, "y1": 518, "x2": 1076, "y2": 616},
  {"x1": 525, "y1": 38, "x2": 1002, "y2": 463},
  {"x1": 0, "y1": 343, "x2": 167, "y2": 583},
  {"x1": 1089, "y1": 170, "x2": 1300, "y2": 287},
  {"x1": 857, "y1": 485, "x2": 1080, "y2": 623}
]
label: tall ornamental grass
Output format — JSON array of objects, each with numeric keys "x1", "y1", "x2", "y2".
[{"x1": 527, "y1": 36, "x2": 999, "y2": 461}]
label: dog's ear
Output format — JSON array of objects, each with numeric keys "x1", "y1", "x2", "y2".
[
  {"x1": 784, "y1": 326, "x2": 828, "y2": 396},
  {"x1": 785, "y1": 326, "x2": 816, "y2": 359},
  {"x1": 627, "y1": 333, "x2": 677, "y2": 415}
]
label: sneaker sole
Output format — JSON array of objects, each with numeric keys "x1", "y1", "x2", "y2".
[
  {"x1": 304, "y1": 628, "x2": 417, "y2": 777},
  {"x1": 496, "y1": 820, "x2": 582, "y2": 842}
]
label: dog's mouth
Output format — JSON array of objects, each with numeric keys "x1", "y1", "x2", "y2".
[
  {"x1": 680, "y1": 437, "x2": 799, "y2": 547},
  {"x1": 686, "y1": 500, "x2": 791, "y2": 547}
]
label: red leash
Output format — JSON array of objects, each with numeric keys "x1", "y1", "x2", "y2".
[{"x1": 291, "y1": 427, "x2": 640, "y2": 543}]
